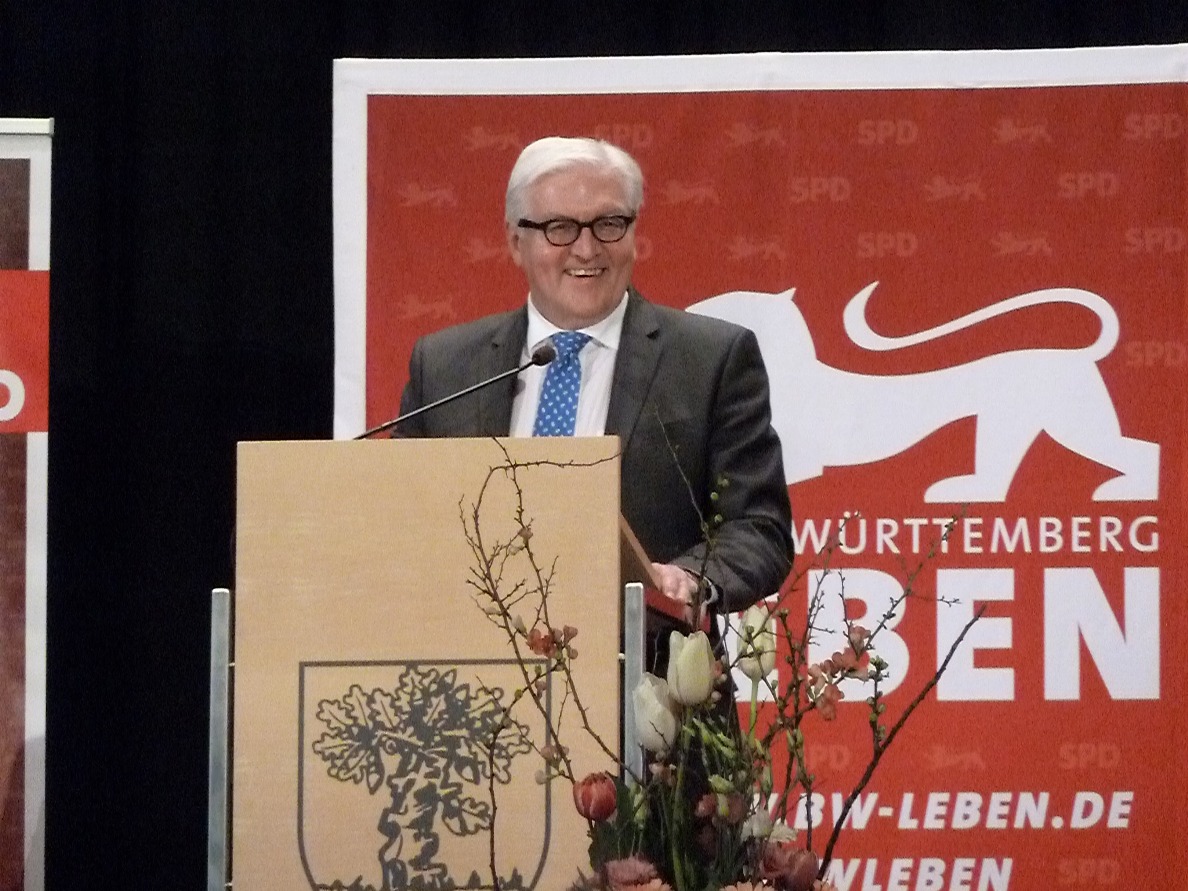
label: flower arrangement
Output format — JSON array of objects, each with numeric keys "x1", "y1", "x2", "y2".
[
  {"x1": 463, "y1": 454, "x2": 980, "y2": 891},
  {"x1": 566, "y1": 610, "x2": 872, "y2": 891}
]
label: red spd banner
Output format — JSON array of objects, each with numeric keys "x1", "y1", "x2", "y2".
[
  {"x1": 0, "y1": 270, "x2": 49, "y2": 433},
  {"x1": 1, "y1": 121, "x2": 51, "y2": 891},
  {"x1": 334, "y1": 51, "x2": 1187, "y2": 889}
]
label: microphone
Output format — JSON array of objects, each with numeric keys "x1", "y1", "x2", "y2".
[
  {"x1": 530, "y1": 341, "x2": 557, "y2": 366},
  {"x1": 354, "y1": 341, "x2": 557, "y2": 440}
]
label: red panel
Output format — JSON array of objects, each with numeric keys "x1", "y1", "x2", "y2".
[
  {"x1": 361, "y1": 83, "x2": 1188, "y2": 885},
  {"x1": 0, "y1": 270, "x2": 49, "y2": 433}
]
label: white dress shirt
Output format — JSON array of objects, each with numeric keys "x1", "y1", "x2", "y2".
[{"x1": 508, "y1": 292, "x2": 629, "y2": 437}]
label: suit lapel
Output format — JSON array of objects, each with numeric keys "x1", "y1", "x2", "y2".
[
  {"x1": 606, "y1": 290, "x2": 662, "y2": 448},
  {"x1": 475, "y1": 308, "x2": 527, "y2": 436}
]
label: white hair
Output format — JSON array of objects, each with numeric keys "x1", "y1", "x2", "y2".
[{"x1": 504, "y1": 136, "x2": 644, "y2": 223}]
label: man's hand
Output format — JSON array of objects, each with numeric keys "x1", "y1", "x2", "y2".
[{"x1": 651, "y1": 562, "x2": 701, "y2": 627}]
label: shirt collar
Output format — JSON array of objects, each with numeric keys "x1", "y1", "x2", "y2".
[{"x1": 525, "y1": 291, "x2": 628, "y2": 354}]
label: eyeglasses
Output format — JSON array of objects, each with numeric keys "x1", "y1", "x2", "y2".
[{"x1": 516, "y1": 214, "x2": 636, "y2": 247}]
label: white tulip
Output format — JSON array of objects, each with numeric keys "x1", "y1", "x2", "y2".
[
  {"x1": 632, "y1": 674, "x2": 679, "y2": 754},
  {"x1": 666, "y1": 630, "x2": 716, "y2": 706},
  {"x1": 737, "y1": 604, "x2": 777, "y2": 681}
]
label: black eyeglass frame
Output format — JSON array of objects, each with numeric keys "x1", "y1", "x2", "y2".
[{"x1": 516, "y1": 214, "x2": 637, "y2": 247}]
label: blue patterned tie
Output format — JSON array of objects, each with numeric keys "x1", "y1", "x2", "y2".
[{"x1": 532, "y1": 331, "x2": 592, "y2": 436}]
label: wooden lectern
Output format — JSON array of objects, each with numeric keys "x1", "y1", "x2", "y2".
[{"x1": 230, "y1": 436, "x2": 641, "y2": 891}]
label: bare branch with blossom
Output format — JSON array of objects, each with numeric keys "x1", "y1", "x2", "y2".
[{"x1": 460, "y1": 442, "x2": 980, "y2": 891}]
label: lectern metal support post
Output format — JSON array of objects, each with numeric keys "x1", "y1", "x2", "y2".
[
  {"x1": 207, "y1": 587, "x2": 232, "y2": 891},
  {"x1": 622, "y1": 581, "x2": 645, "y2": 781}
]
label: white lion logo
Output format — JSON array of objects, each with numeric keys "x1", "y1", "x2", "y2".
[{"x1": 688, "y1": 283, "x2": 1159, "y2": 502}]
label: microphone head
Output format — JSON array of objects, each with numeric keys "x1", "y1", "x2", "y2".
[{"x1": 531, "y1": 342, "x2": 557, "y2": 366}]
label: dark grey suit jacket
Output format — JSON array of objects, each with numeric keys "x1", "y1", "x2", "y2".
[{"x1": 397, "y1": 289, "x2": 793, "y2": 613}]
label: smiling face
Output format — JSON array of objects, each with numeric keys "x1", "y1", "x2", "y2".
[{"x1": 506, "y1": 164, "x2": 637, "y2": 330}]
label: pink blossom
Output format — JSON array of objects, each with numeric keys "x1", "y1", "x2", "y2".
[
  {"x1": 758, "y1": 844, "x2": 819, "y2": 891},
  {"x1": 817, "y1": 683, "x2": 843, "y2": 721},
  {"x1": 604, "y1": 854, "x2": 663, "y2": 888}
]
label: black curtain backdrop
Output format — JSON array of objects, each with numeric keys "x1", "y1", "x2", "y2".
[{"x1": 0, "y1": 3, "x2": 1184, "y2": 888}]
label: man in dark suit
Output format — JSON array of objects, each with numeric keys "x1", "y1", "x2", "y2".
[{"x1": 398, "y1": 136, "x2": 791, "y2": 623}]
